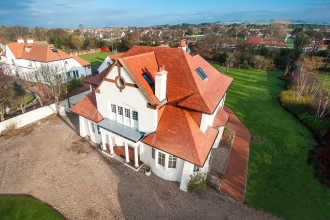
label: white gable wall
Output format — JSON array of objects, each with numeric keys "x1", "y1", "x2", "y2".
[
  {"x1": 200, "y1": 93, "x2": 226, "y2": 133},
  {"x1": 96, "y1": 66, "x2": 158, "y2": 133}
]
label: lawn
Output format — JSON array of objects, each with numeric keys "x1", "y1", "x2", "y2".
[
  {"x1": 0, "y1": 195, "x2": 64, "y2": 220},
  {"x1": 286, "y1": 38, "x2": 294, "y2": 48},
  {"x1": 213, "y1": 65, "x2": 330, "y2": 220},
  {"x1": 79, "y1": 52, "x2": 112, "y2": 71},
  {"x1": 317, "y1": 73, "x2": 330, "y2": 92}
]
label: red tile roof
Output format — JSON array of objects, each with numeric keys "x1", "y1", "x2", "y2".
[
  {"x1": 142, "y1": 105, "x2": 218, "y2": 166},
  {"x1": 7, "y1": 41, "x2": 72, "y2": 62},
  {"x1": 73, "y1": 56, "x2": 90, "y2": 66},
  {"x1": 213, "y1": 107, "x2": 229, "y2": 127},
  {"x1": 108, "y1": 46, "x2": 233, "y2": 113},
  {"x1": 69, "y1": 92, "x2": 103, "y2": 123}
]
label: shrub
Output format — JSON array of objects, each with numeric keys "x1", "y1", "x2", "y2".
[
  {"x1": 280, "y1": 89, "x2": 314, "y2": 107},
  {"x1": 68, "y1": 79, "x2": 83, "y2": 93},
  {"x1": 220, "y1": 126, "x2": 235, "y2": 148},
  {"x1": 187, "y1": 172, "x2": 207, "y2": 194}
]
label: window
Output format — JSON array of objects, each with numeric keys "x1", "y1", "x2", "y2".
[
  {"x1": 193, "y1": 165, "x2": 200, "y2": 172},
  {"x1": 132, "y1": 111, "x2": 138, "y2": 120},
  {"x1": 125, "y1": 108, "x2": 130, "y2": 118},
  {"x1": 195, "y1": 67, "x2": 208, "y2": 80},
  {"x1": 158, "y1": 152, "x2": 165, "y2": 167},
  {"x1": 118, "y1": 106, "x2": 123, "y2": 115},
  {"x1": 152, "y1": 148, "x2": 155, "y2": 159},
  {"x1": 91, "y1": 122, "x2": 95, "y2": 133},
  {"x1": 168, "y1": 155, "x2": 177, "y2": 168},
  {"x1": 142, "y1": 73, "x2": 154, "y2": 88},
  {"x1": 111, "y1": 104, "x2": 117, "y2": 113}
]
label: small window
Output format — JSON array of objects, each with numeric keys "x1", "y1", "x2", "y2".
[
  {"x1": 91, "y1": 123, "x2": 95, "y2": 133},
  {"x1": 111, "y1": 104, "x2": 117, "y2": 113},
  {"x1": 168, "y1": 155, "x2": 177, "y2": 168},
  {"x1": 125, "y1": 108, "x2": 130, "y2": 118},
  {"x1": 118, "y1": 106, "x2": 123, "y2": 115},
  {"x1": 193, "y1": 165, "x2": 200, "y2": 172},
  {"x1": 158, "y1": 152, "x2": 165, "y2": 167},
  {"x1": 152, "y1": 148, "x2": 155, "y2": 159},
  {"x1": 142, "y1": 73, "x2": 154, "y2": 88},
  {"x1": 132, "y1": 111, "x2": 138, "y2": 120},
  {"x1": 195, "y1": 67, "x2": 208, "y2": 80}
]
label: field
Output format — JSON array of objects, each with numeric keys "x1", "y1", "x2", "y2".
[
  {"x1": 0, "y1": 196, "x2": 63, "y2": 220},
  {"x1": 79, "y1": 52, "x2": 112, "y2": 70},
  {"x1": 286, "y1": 38, "x2": 294, "y2": 48},
  {"x1": 213, "y1": 64, "x2": 330, "y2": 220},
  {"x1": 317, "y1": 73, "x2": 330, "y2": 92}
]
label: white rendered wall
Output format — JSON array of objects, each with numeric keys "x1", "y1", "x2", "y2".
[
  {"x1": 96, "y1": 66, "x2": 158, "y2": 133},
  {"x1": 97, "y1": 56, "x2": 113, "y2": 73},
  {"x1": 140, "y1": 144, "x2": 185, "y2": 182},
  {"x1": 200, "y1": 94, "x2": 226, "y2": 133}
]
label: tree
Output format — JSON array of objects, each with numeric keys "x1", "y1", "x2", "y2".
[
  {"x1": 269, "y1": 20, "x2": 289, "y2": 39},
  {"x1": 29, "y1": 64, "x2": 68, "y2": 113},
  {"x1": 0, "y1": 73, "x2": 10, "y2": 121},
  {"x1": 69, "y1": 34, "x2": 83, "y2": 50}
]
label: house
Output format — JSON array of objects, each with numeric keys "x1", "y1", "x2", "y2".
[
  {"x1": 0, "y1": 38, "x2": 92, "y2": 81},
  {"x1": 69, "y1": 42, "x2": 233, "y2": 191}
]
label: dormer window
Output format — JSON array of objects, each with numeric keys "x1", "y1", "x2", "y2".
[
  {"x1": 142, "y1": 73, "x2": 154, "y2": 88},
  {"x1": 50, "y1": 47, "x2": 58, "y2": 53},
  {"x1": 195, "y1": 67, "x2": 208, "y2": 80}
]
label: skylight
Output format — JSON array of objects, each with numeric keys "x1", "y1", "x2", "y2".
[
  {"x1": 142, "y1": 73, "x2": 154, "y2": 88},
  {"x1": 195, "y1": 67, "x2": 208, "y2": 80}
]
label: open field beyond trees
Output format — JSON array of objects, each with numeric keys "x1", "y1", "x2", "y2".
[
  {"x1": 213, "y1": 65, "x2": 330, "y2": 220},
  {"x1": 0, "y1": 195, "x2": 63, "y2": 220},
  {"x1": 79, "y1": 52, "x2": 112, "y2": 70},
  {"x1": 317, "y1": 73, "x2": 330, "y2": 92}
]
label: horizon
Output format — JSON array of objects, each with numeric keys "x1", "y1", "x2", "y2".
[{"x1": 0, "y1": 0, "x2": 330, "y2": 28}]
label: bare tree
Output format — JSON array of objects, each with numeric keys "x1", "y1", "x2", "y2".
[
  {"x1": 29, "y1": 64, "x2": 68, "y2": 113},
  {"x1": 315, "y1": 87, "x2": 330, "y2": 119},
  {"x1": 0, "y1": 69, "x2": 11, "y2": 121},
  {"x1": 294, "y1": 66, "x2": 309, "y2": 100}
]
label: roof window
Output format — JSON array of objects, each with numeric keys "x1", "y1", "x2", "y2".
[
  {"x1": 195, "y1": 67, "x2": 208, "y2": 80},
  {"x1": 142, "y1": 73, "x2": 154, "y2": 88}
]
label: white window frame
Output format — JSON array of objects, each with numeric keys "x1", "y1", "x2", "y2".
[
  {"x1": 193, "y1": 165, "x2": 201, "y2": 172},
  {"x1": 117, "y1": 106, "x2": 123, "y2": 124},
  {"x1": 168, "y1": 155, "x2": 177, "y2": 168},
  {"x1": 158, "y1": 152, "x2": 165, "y2": 167},
  {"x1": 152, "y1": 148, "x2": 155, "y2": 159},
  {"x1": 124, "y1": 108, "x2": 131, "y2": 127},
  {"x1": 132, "y1": 110, "x2": 138, "y2": 130}
]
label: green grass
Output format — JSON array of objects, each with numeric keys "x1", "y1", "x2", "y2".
[
  {"x1": 0, "y1": 195, "x2": 64, "y2": 220},
  {"x1": 286, "y1": 38, "x2": 294, "y2": 48},
  {"x1": 79, "y1": 52, "x2": 112, "y2": 70},
  {"x1": 213, "y1": 64, "x2": 330, "y2": 220},
  {"x1": 317, "y1": 73, "x2": 330, "y2": 92}
]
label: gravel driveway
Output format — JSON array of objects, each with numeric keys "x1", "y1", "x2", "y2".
[{"x1": 0, "y1": 115, "x2": 279, "y2": 220}]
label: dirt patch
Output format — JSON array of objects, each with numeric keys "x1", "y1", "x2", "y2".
[{"x1": 69, "y1": 138, "x2": 92, "y2": 154}]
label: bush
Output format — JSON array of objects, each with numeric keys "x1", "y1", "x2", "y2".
[
  {"x1": 280, "y1": 89, "x2": 314, "y2": 107},
  {"x1": 68, "y1": 79, "x2": 83, "y2": 93},
  {"x1": 187, "y1": 172, "x2": 207, "y2": 194},
  {"x1": 220, "y1": 126, "x2": 235, "y2": 148}
]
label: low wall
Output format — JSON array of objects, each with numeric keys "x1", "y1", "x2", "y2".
[
  {"x1": 68, "y1": 48, "x2": 102, "y2": 56},
  {"x1": 0, "y1": 90, "x2": 90, "y2": 134}
]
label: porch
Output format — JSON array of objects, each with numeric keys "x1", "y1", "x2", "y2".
[{"x1": 101, "y1": 143, "x2": 143, "y2": 171}]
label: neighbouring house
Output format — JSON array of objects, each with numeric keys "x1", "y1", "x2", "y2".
[
  {"x1": 0, "y1": 38, "x2": 92, "y2": 81},
  {"x1": 70, "y1": 42, "x2": 234, "y2": 191},
  {"x1": 247, "y1": 37, "x2": 286, "y2": 48}
]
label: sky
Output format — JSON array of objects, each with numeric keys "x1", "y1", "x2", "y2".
[{"x1": 0, "y1": 0, "x2": 329, "y2": 28}]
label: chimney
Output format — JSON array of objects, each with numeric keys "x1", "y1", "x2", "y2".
[
  {"x1": 17, "y1": 38, "x2": 24, "y2": 43},
  {"x1": 155, "y1": 65, "x2": 167, "y2": 103},
  {"x1": 27, "y1": 39, "x2": 34, "y2": 44},
  {"x1": 179, "y1": 40, "x2": 187, "y2": 52}
]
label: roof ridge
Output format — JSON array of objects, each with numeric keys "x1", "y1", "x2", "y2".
[
  {"x1": 182, "y1": 108, "x2": 204, "y2": 165},
  {"x1": 179, "y1": 49, "x2": 210, "y2": 111},
  {"x1": 122, "y1": 51, "x2": 155, "y2": 60}
]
